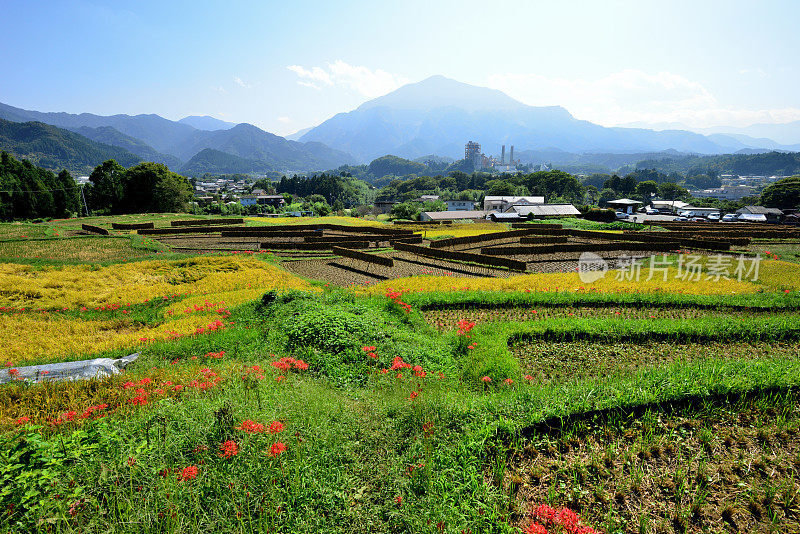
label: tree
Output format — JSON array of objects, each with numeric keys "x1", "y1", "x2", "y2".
[
  {"x1": 121, "y1": 162, "x2": 192, "y2": 213},
  {"x1": 85, "y1": 160, "x2": 126, "y2": 214},
  {"x1": 598, "y1": 188, "x2": 616, "y2": 206},
  {"x1": 635, "y1": 180, "x2": 659, "y2": 201},
  {"x1": 760, "y1": 176, "x2": 800, "y2": 210},
  {"x1": 658, "y1": 182, "x2": 689, "y2": 201},
  {"x1": 390, "y1": 201, "x2": 422, "y2": 221}
]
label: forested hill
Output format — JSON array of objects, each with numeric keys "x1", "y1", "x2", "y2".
[
  {"x1": 69, "y1": 126, "x2": 181, "y2": 169},
  {"x1": 0, "y1": 119, "x2": 141, "y2": 174},
  {"x1": 636, "y1": 151, "x2": 800, "y2": 176}
]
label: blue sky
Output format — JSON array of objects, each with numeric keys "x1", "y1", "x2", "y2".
[{"x1": 2, "y1": 0, "x2": 798, "y2": 135}]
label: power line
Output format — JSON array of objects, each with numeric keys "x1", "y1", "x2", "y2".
[{"x1": 0, "y1": 185, "x2": 84, "y2": 194}]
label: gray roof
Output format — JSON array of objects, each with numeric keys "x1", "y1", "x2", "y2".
[
  {"x1": 505, "y1": 204, "x2": 581, "y2": 217},
  {"x1": 607, "y1": 198, "x2": 643, "y2": 205},
  {"x1": 737, "y1": 205, "x2": 784, "y2": 215}
]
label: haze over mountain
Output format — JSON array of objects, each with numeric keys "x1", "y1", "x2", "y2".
[
  {"x1": 299, "y1": 75, "x2": 793, "y2": 163},
  {"x1": 0, "y1": 102, "x2": 355, "y2": 174},
  {"x1": 178, "y1": 115, "x2": 237, "y2": 131}
]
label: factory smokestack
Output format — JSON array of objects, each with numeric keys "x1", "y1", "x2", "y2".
[{"x1": 501, "y1": 145, "x2": 505, "y2": 164}]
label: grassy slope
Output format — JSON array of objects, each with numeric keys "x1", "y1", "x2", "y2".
[{"x1": 0, "y1": 218, "x2": 799, "y2": 532}]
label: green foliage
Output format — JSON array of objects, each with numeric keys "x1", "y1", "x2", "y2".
[
  {"x1": 390, "y1": 201, "x2": 422, "y2": 220},
  {"x1": 760, "y1": 175, "x2": 800, "y2": 210},
  {"x1": 583, "y1": 208, "x2": 616, "y2": 222},
  {"x1": 276, "y1": 173, "x2": 368, "y2": 208},
  {"x1": 657, "y1": 181, "x2": 689, "y2": 201},
  {"x1": 637, "y1": 151, "x2": 800, "y2": 177},
  {"x1": 368, "y1": 155, "x2": 427, "y2": 179},
  {"x1": 0, "y1": 119, "x2": 140, "y2": 175},
  {"x1": 0, "y1": 151, "x2": 81, "y2": 220}
]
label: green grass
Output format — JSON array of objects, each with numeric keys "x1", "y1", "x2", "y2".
[{"x1": 3, "y1": 271, "x2": 800, "y2": 532}]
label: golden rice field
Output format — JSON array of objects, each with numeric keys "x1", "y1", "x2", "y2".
[
  {"x1": 353, "y1": 257, "x2": 799, "y2": 295},
  {"x1": 0, "y1": 236, "x2": 167, "y2": 263},
  {"x1": 0, "y1": 256, "x2": 318, "y2": 363}
]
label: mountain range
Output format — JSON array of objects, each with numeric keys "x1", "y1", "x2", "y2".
[
  {"x1": 0, "y1": 103, "x2": 354, "y2": 175},
  {"x1": 297, "y1": 76, "x2": 800, "y2": 162},
  {"x1": 1, "y1": 75, "x2": 799, "y2": 176}
]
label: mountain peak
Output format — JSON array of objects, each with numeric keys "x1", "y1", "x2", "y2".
[
  {"x1": 178, "y1": 115, "x2": 236, "y2": 131},
  {"x1": 357, "y1": 75, "x2": 527, "y2": 113}
]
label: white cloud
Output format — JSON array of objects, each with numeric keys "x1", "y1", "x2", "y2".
[
  {"x1": 234, "y1": 76, "x2": 254, "y2": 89},
  {"x1": 212, "y1": 85, "x2": 227, "y2": 94},
  {"x1": 287, "y1": 60, "x2": 408, "y2": 98},
  {"x1": 277, "y1": 116, "x2": 292, "y2": 124},
  {"x1": 487, "y1": 69, "x2": 800, "y2": 128}
]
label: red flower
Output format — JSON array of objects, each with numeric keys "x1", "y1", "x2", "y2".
[
  {"x1": 481, "y1": 376, "x2": 491, "y2": 383},
  {"x1": 395, "y1": 494, "x2": 402, "y2": 506},
  {"x1": 269, "y1": 421, "x2": 284, "y2": 434},
  {"x1": 219, "y1": 440, "x2": 239, "y2": 458},
  {"x1": 236, "y1": 420, "x2": 265, "y2": 433},
  {"x1": 526, "y1": 524, "x2": 548, "y2": 534},
  {"x1": 409, "y1": 391, "x2": 419, "y2": 400},
  {"x1": 503, "y1": 378, "x2": 513, "y2": 385},
  {"x1": 14, "y1": 416, "x2": 29, "y2": 425},
  {"x1": 268, "y1": 442, "x2": 286, "y2": 457},
  {"x1": 178, "y1": 465, "x2": 198, "y2": 481},
  {"x1": 524, "y1": 375, "x2": 534, "y2": 381}
]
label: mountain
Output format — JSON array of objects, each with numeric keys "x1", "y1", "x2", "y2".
[
  {"x1": 299, "y1": 75, "x2": 790, "y2": 162},
  {"x1": 0, "y1": 102, "x2": 196, "y2": 154},
  {"x1": 68, "y1": 126, "x2": 182, "y2": 168},
  {"x1": 178, "y1": 115, "x2": 236, "y2": 131},
  {"x1": 181, "y1": 149, "x2": 268, "y2": 175},
  {"x1": 0, "y1": 119, "x2": 141, "y2": 174},
  {"x1": 0, "y1": 102, "x2": 355, "y2": 174},
  {"x1": 173, "y1": 123, "x2": 355, "y2": 174}
]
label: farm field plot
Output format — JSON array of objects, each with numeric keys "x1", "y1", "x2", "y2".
[
  {"x1": 512, "y1": 339, "x2": 800, "y2": 384},
  {"x1": 0, "y1": 236, "x2": 168, "y2": 263},
  {"x1": 1, "y1": 216, "x2": 799, "y2": 533},
  {"x1": 424, "y1": 305, "x2": 789, "y2": 331}
]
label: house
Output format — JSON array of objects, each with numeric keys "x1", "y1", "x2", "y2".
[
  {"x1": 651, "y1": 200, "x2": 689, "y2": 214},
  {"x1": 419, "y1": 210, "x2": 486, "y2": 222},
  {"x1": 736, "y1": 205, "x2": 784, "y2": 223},
  {"x1": 414, "y1": 195, "x2": 440, "y2": 203},
  {"x1": 445, "y1": 200, "x2": 476, "y2": 211},
  {"x1": 374, "y1": 200, "x2": 398, "y2": 215},
  {"x1": 504, "y1": 203, "x2": 581, "y2": 218},
  {"x1": 606, "y1": 198, "x2": 642, "y2": 214},
  {"x1": 239, "y1": 194, "x2": 286, "y2": 208},
  {"x1": 689, "y1": 186, "x2": 756, "y2": 200},
  {"x1": 482, "y1": 196, "x2": 544, "y2": 212},
  {"x1": 677, "y1": 206, "x2": 721, "y2": 218}
]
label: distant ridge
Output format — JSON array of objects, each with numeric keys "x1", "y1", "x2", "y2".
[
  {"x1": 0, "y1": 119, "x2": 141, "y2": 174},
  {"x1": 298, "y1": 75, "x2": 791, "y2": 162},
  {"x1": 178, "y1": 115, "x2": 237, "y2": 131}
]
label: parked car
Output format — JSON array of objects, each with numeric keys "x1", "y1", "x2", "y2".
[
  {"x1": 690, "y1": 217, "x2": 705, "y2": 222},
  {"x1": 722, "y1": 213, "x2": 738, "y2": 222},
  {"x1": 673, "y1": 216, "x2": 688, "y2": 222},
  {"x1": 707, "y1": 213, "x2": 721, "y2": 221},
  {"x1": 615, "y1": 211, "x2": 629, "y2": 220},
  {"x1": 644, "y1": 206, "x2": 659, "y2": 215}
]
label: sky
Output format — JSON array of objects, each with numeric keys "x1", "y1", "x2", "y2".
[{"x1": 2, "y1": 0, "x2": 799, "y2": 136}]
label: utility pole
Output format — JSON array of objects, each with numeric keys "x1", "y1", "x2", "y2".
[{"x1": 79, "y1": 186, "x2": 89, "y2": 216}]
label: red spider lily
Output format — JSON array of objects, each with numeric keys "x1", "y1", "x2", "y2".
[
  {"x1": 268, "y1": 442, "x2": 286, "y2": 457},
  {"x1": 524, "y1": 375, "x2": 534, "y2": 381},
  {"x1": 395, "y1": 495, "x2": 402, "y2": 506},
  {"x1": 219, "y1": 440, "x2": 239, "y2": 458},
  {"x1": 177, "y1": 465, "x2": 199, "y2": 481},
  {"x1": 127, "y1": 457, "x2": 136, "y2": 467},
  {"x1": 503, "y1": 378, "x2": 513, "y2": 385},
  {"x1": 481, "y1": 376, "x2": 492, "y2": 383},
  {"x1": 456, "y1": 319, "x2": 476, "y2": 335},
  {"x1": 269, "y1": 421, "x2": 284, "y2": 434},
  {"x1": 409, "y1": 391, "x2": 419, "y2": 400},
  {"x1": 236, "y1": 420, "x2": 265, "y2": 433},
  {"x1": 14, "y1": 416, "x2": 29, "y2": 425},
  {"x1": 80, "y1": 404, "x2": 109, "y2": 419},
  {"x1": 361, "y1": 346, "x2": 376, "y2": 352}
]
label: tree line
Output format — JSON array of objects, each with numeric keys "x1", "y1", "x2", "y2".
[{"x1": 0, "y1": 153, "x2": 193, "y2": 220}]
